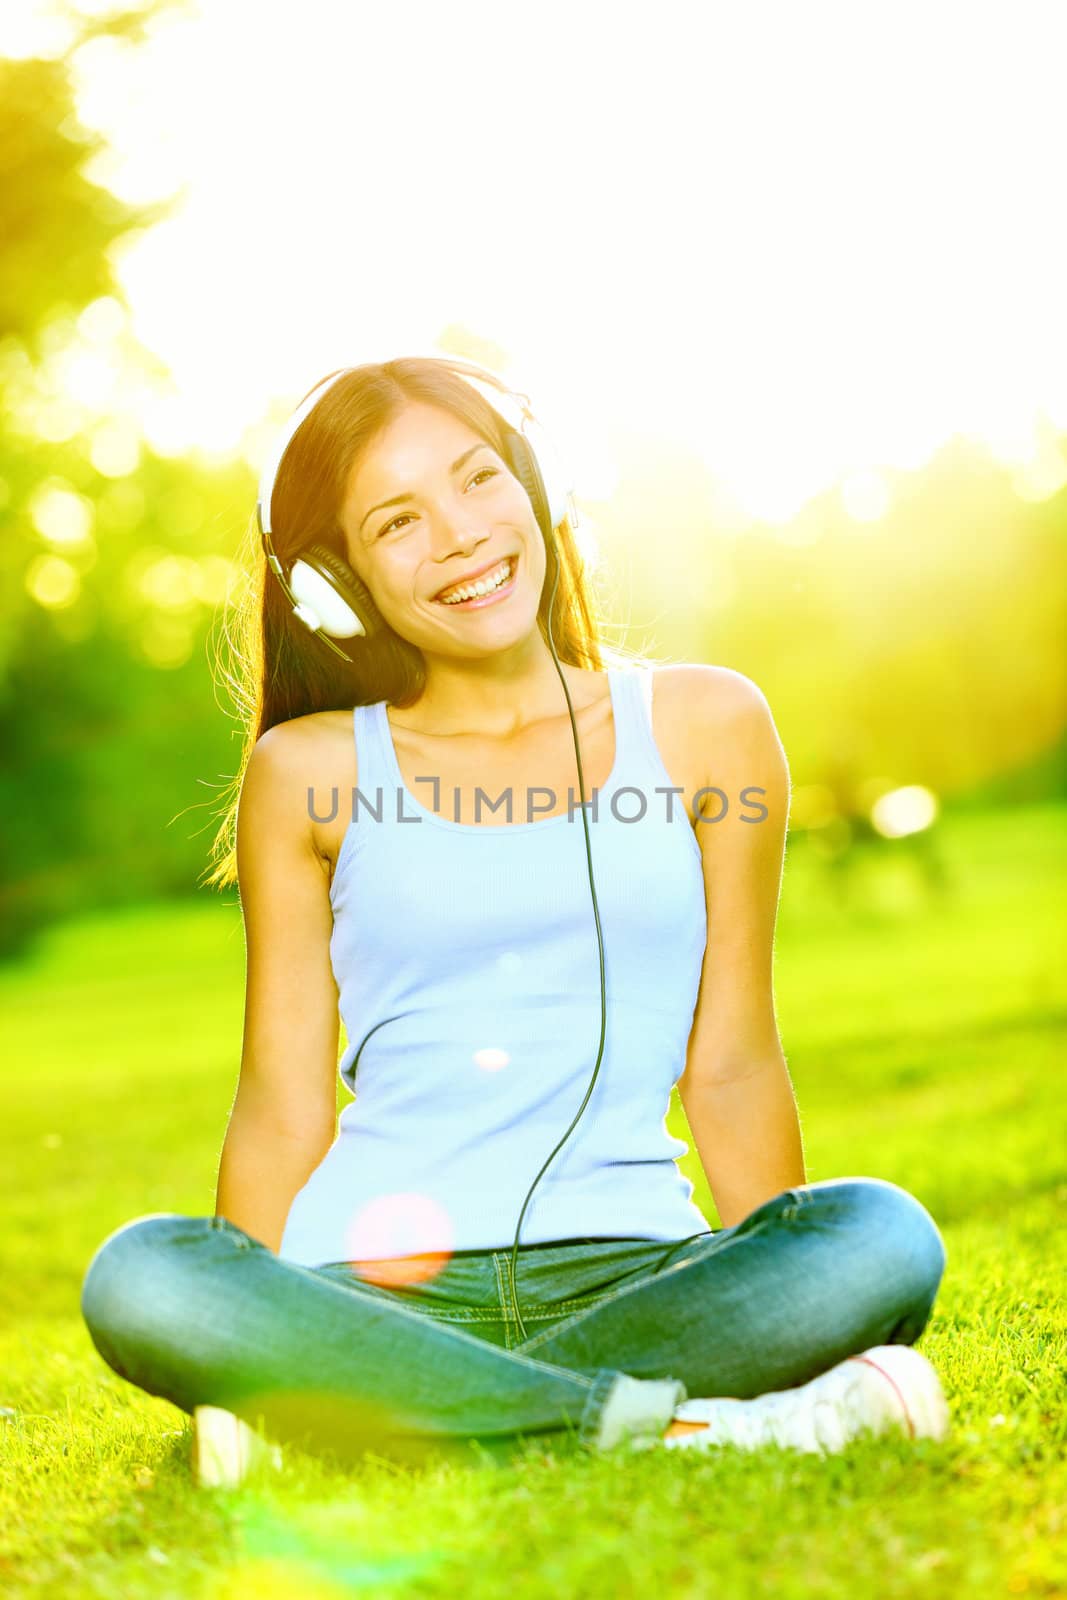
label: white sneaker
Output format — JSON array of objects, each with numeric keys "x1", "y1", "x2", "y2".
[
  {"x1": 190, "y1": 1405, "x2": 283, "y2": 1488},
  {"x1": 663, "y1": 1345, "x2": 950, "y2": 1456}
]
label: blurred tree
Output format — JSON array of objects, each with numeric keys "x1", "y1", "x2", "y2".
[
  {"x1": 0, "y1": 0, "x2": 236, "y2": 957},
  {"x1": 0, "y1": 68, "x2": 159, "y2": 342},
  {"x1": 609, "y1": 435, "x2": 1067, "y2": 808},
  {"x1": 0, "y1": 2, "x2": 187, "y2": 649}
]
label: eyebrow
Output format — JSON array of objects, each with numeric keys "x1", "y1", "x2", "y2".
[{"x1": 358, "y1": 442, "x2": 494, "y2": 532}]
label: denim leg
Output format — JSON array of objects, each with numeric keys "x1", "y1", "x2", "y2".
[
  {"x1": 512, "y1": 1177, "x2": 948, "y2": 1399},
  {"x1": 79, "y1": 1214, "x2": 685, "y2": 1465}
]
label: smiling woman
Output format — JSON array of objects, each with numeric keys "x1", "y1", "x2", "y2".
[
  {"x1": 211, "y1": 357, "x2": 621, "y2": 743},
  {"x1": 78, "y1": 354, "x2": 951, "y2": 1484}
]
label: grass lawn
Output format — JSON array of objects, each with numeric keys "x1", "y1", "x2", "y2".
[{"x1": 1, "y1": 801, "x2": 1064, "y2": 1598}]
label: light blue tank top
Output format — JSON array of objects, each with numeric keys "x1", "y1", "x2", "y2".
[{"x1": 279, "y1": 666, "x2": 712, "y2": 1269}]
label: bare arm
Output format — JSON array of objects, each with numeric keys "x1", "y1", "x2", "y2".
[
  {"x1": 676, "y1": 667, "x2": 805, "y2": 1228},
  {"x1": 215, "y1": 721, "x2": 342, "y2": 1253}
]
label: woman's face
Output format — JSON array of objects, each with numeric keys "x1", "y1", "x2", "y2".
[{"x1": 339, "y1": 401, "x2": 547, "y2": 657}]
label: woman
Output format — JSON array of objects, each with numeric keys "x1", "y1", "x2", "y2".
[{"x1": 80, "y1": 356, "x2": 950, "y2": 1486}]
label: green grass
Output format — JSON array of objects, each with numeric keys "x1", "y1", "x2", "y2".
[{"x1": 1, "y1": 802, "x2": 1064, "y2": 1598}]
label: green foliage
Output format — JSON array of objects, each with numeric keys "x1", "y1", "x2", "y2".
[
  {"x1": 611, "y1": 436, "x2": 1067, "y2": 805},
  {"x1": 0, "y1": 5, "x2": 250, "y2": 955},
  {"x1": 0, "y1": 441, "x2": 253, "y2": 954},
  {"x1": 0, "y1": 57, "x2": 168, "y2": 344}
]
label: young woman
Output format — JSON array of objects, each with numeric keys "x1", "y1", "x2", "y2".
[{"x1": 80, "y1": 356, "x2": 950, "y2": 1485}]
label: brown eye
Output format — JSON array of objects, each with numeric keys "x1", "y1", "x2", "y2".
[
  {"x1": 377, "y1": 468, "x2": 497, "y2": 538},
  {"x1": 377, "y1": 513, "x2": 414, "y2": 539}
]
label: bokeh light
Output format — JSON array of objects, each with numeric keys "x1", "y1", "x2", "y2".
[
  {"x1": 871, "y1": 785, "x2": 940, "y2": 839},
  {"x1": 29, "y1": 481, "x2": 94, "y2": 546},
  {"x1": 25, "y1": 553, "x2": 81, "y2": 609}
]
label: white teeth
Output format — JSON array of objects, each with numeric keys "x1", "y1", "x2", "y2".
[{"x1": 437, "y1": 558, "x2": 512, "y2": 604}]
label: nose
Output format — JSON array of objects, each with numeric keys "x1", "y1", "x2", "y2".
[{"x1": 430, "y1": 509, "x2": 489, "y2": 564}]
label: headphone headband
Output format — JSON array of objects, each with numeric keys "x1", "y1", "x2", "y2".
[
  {"x1": 255, "y1": 368, "x2": 353, "y2": 538},
  {"x1": 255, "y1": 355, "x2": 576, "y2": 539}
]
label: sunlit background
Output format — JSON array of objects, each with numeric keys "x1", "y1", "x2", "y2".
[
  {"x1": 2, "y1": 0, "x2": 1063, "y2": 952},
  {"x1": 3, "y1": 3, "x2": 1067, "y2": 1575}
]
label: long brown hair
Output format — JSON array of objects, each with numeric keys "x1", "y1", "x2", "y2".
[{"x1": 203, "y1": 356, "x2": 656, "y2": 891}]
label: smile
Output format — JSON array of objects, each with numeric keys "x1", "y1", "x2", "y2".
[{"x1": 433, "y1": 556, "x2": 518, "y2": 608}]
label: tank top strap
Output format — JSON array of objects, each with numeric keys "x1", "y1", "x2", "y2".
[
  {"x1": 607, "y1": 665, "x2": 659, "y2": 784},
  {"x1": 355, "y1": 675, "x2": 658, "y2": 805},
  {"x1": 352, "y1": 700, "x2": 391, "y2": 808}
]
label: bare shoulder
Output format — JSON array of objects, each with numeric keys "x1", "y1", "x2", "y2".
[
  {"x1": 246, "y1": 710, "x2": 350, "y2": 790},
  {"x1": 249, "y1": 707, "x2": 354, "y2": 773},
  {"x1": 240, "y1": 708, "x2": 357, "y2": 856},
  {"x1": 653, "y1": 662, "x2": 773, "y2": 727},
  {"x1": 652, "y1": 663, "x2": 788, "y2": 803}
]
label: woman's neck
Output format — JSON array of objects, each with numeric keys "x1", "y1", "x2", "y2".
[{"x1": 393, "y1": 656, "x2": 601, "y2": 740}]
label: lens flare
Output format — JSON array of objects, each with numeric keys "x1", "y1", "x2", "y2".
[
  {"x1": 343, "y1": 1192, "x2": 455, "y2": 1288},
  {"x1": 472, "y1": 1046, "x2": 509, "y2": 1073}
]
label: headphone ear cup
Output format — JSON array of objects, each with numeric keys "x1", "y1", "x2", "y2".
[
  {"x1": 290, "y1": 545, "x2": 388, "y2": 640},
  {"x1": 501, "y1": 433, "x2": 553, "y2": 543}
]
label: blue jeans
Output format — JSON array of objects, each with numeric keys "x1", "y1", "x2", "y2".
[{"x1": 80, "y1": 1177, "x2": 947, "y2": 1468}]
